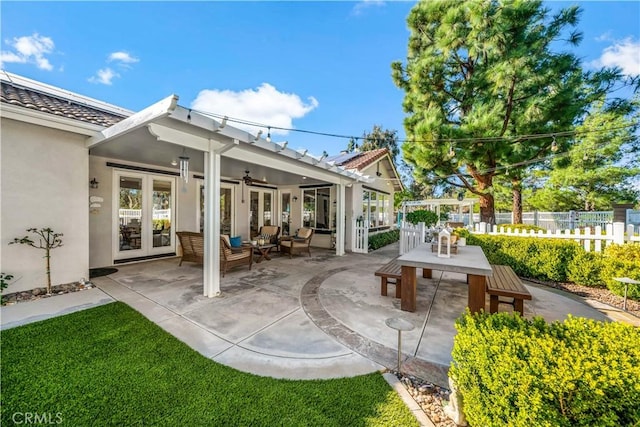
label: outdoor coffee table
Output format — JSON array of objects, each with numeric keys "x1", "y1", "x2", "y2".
[
  {"x1": 253, "y1": 244, "x2": 276, "y2": 263},
  {"x1": 396, "y1": 244, "x2": 493, "y2": 313}
]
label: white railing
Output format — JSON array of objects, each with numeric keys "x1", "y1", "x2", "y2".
[
  {"x1": 352, "y1": 218, "x2": 369, "y2": 253},
  {"x1": 628, "y1": 210, "x2": 640, "y2": 226},
  {"x1": 118, "y1": 209, "x2": 171, "y2": 225},
  {"x1": 399, "y1": 221, "x2": 426, "y2": 255},
  {"x1": 472, "y1": 222, "x2": 639, "y2": 252},
  {"x1": 488, "y1": 211, "x2": 613, "y2": 232}
]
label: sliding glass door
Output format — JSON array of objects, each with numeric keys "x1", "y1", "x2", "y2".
[{"x1": 115, "y1": 171, "x2": 175, "y2": 260}]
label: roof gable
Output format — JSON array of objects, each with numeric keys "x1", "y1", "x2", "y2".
[{"x1": 333, "y1": 148, "x2": 389, "y2": 171}]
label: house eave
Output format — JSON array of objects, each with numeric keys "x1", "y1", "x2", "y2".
[
  {"x1": 0, "y1": 103, "x2": 104, "y2": 136},
  {"x1": 86, "y1": 94, "x2": 179, "y2": 148},
  {"x1": 172, "y1": 107, "x2": 373, "y2": 185}
]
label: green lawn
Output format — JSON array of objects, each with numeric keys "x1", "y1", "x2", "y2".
[{"x1": 1, "y1": 302, "x2": 418, "y2": 426}]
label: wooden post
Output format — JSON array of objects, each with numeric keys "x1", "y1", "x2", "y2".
[
  {"x1": 400, "y1": 265, "x2": 417, "y2": 312},
  {"x1": 467, "y1": 274, "x2": 486, "y2": 313}
]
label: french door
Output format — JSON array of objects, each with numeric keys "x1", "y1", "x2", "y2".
[
  {"x1": 114, "y1": 171, "x2": 175, "y2": 260},
  {"x1": 249, "y1": 189, "x2": 275, "y2": 237},
  {"x1": 198, "y1": 181, "x2": 235, "y2": 235}
]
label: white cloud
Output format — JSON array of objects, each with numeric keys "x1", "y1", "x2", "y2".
[
  {"x1": 0, "y1": 33, "x2": 54, "y2": 70},
  {"x1": 88, "y1": 68, "x2": 120, "y2": 85},
  {"x1": 592, "y1": 37, "x2": 640, "y2": 76},
  {"x1": 595, "y1": 31, "x2": 613, "y2": 42},
  {"x1": 108, "y1": 51, "x2": 139, "y2": 65},
  {"x1": 88, "y1": 51, "x2": 137, "y2": 85},
  {"x1": 190, "y1": 83, "x2": 319, "y2": 136},
  {"x1": 352, "y1": 0, "x2": 385, "y2": 16}
]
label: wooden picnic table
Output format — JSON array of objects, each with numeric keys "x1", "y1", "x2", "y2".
[{"x1": 396, "y1": 244, "x2": 493, "y2": 313}]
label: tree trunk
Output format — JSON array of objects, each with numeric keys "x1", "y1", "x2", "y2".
[
  {"x1": 512, "y1": 179, "x2": 523, "y2": 224},
  {"x1": 45, "y1": 248, "x2": 51, "y2": 295},
  {"x1": 476, "y1": 174, "x2": 496, "y2": 224},
  {"x1": 479, "y1": 194, "x2": 496, "y2": 225}
]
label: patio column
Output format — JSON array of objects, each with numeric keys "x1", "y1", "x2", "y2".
[
  {"x1": 335, "y1": 183, "x2": 346, "y2": 256},
  {"x1": 203, "y1": 147, "x2": 221, "y2": 297}
]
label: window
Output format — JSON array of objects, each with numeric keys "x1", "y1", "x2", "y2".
[
  {"x1": 363, "y1": 188, "x2": 390, "y2": 229},
  {"x1": 303, "y1": 187, "x2": 333, "y2": 230}
]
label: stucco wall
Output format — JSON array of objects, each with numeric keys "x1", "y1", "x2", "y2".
[{"x1": 1, "y1": 118, "x2": 89, "y2": 293}]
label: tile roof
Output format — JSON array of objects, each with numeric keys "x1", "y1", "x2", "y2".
[
  {"x1": 335, "y1": 148, "x2": 389, "y2": 171},
  {"x1": 1, "y1": 81, "x2": 128, "y2": 127}
]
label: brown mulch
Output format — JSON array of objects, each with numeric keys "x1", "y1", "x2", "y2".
[{"x1": 533, "y1": 280, "x2": 640, "y2": 318}]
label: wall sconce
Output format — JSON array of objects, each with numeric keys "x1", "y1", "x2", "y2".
[
  {"x1": 293, "y1": 196, "x2": 298, "y2": 202},
  {"x1": 90, "y1": 178, "x2": 99, "y2": 189}
]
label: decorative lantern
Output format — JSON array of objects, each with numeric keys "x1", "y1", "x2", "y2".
[{"x1": 438, "y1": 229, "x2": 451, "y2": 258}]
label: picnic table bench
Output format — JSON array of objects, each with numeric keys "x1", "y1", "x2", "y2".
[
  {"x1": 375, "y1": 260, "x2": 403, "y2": 298},
  {"x1": 486, "y1": 265, "x2": 532, "y2": 316}
]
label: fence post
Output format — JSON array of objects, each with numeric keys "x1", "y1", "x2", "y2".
[
  {"x1": 479, "y1": 222, "x2": 487, "y2": 234},
  {"x1": 399, "y1": 221, "x2": 406, "y2": 255},
  {"x1": 534, "y1": 210, "x2": 539, "y2": 227},
  {"x1": 613, "y1": 222, "x2": 625, "y2": 245},
  {"x1": 419, "y1": 222, "x2": 426, "y2": 244}
]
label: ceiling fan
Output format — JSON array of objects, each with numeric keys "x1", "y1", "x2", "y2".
[
  {"x1": 241, "y1": 170, "x2": 268, "y2": 185},
  {"x1": 238, "y1": 170, "x2": 268, "y2": 204}
]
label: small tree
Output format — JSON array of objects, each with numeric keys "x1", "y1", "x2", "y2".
[{"x1": 9, "y1": 228, "x2": 63, "y2": 295}]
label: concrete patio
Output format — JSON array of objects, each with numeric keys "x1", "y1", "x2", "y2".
[{"x1": 2, "y1": 242, "x2": 629, "y2": 388}]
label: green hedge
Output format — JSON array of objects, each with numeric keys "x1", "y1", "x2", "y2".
[
  {"x1": 458, "y1": 230, "x2": 640, "y2": 299},
  {"x1": 368, "y1": 229, "x2": 400, "y2": 251},
  {"x1": 600, "y1": 244, "x2": 640, "y2": 298},
  {"x1": 405, "y1": 210, "x2": 438, "y2": 227},
  {"x1": 460, "y1": 232, "x2": 580, "y2": 282},
  {"x1": 451, "y1": 312, "x2": 640, "y2": 427}
]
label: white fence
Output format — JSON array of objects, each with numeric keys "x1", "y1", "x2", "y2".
[
  {"x1": 352, "y1": 218, "x2": 369, "y2": 253},
  {"x1": 399, "y1": 222, "x2": 426, "y2": 255},
  {"x1": 119, "y1": 209, "x2": 171, "y2": 225},
  {"x1": 492, "y1": 211, "x2": 613, "y2": 232},
  {"x1": 449, "y1": 210, "x2": 640, "y2": 232},
  {"x1": 474, "y1": 222, "x2": 640, "y2": 253},
  {"x1": 396, "y1": 221, "x2": 640, "y2": 255}
]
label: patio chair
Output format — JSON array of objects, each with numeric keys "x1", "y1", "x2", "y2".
[
  {"x1": 176, "y1": 231, "x2": 204, "y2": 266},
  {"x1": 280, "y1": 228, "x2": 314, "y2": 258},
  {"x1": 252, "y1": 225, "x2": 281, "y2": 246},
  {"x1": 220, "y1": 235, "x2": 253, "y2": 276}
]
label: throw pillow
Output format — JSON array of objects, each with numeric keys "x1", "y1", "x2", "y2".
[{"x1": 230, "y1": 236, "x2": 242, "y2": 247}]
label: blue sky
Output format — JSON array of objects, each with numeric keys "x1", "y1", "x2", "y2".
[{"x1": 1, "y1": 1, "x2": 639, "y2": 158}]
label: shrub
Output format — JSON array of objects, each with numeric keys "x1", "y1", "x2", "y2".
[
  {"x1": 601, "y1": 244, "x2": 640, "y2": 298},
  {"x1": 566, "y1": 251, "x2": 605, "y2": 287},
  {"x1": 0, "y1": 272, "x2": 14, "y2": 305},
  {"x1": 463, "y1": 234, "x2": 580, "y2": 281},
  {"x1": 368, "y1": 229, "x2": 400, "y2": 251},
  {"x1": 451, "y1": 312, "x2": 640, "y2": 427},
  {"x1": 405, "y1": 210, "x2": 438, "y2": 227}
]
